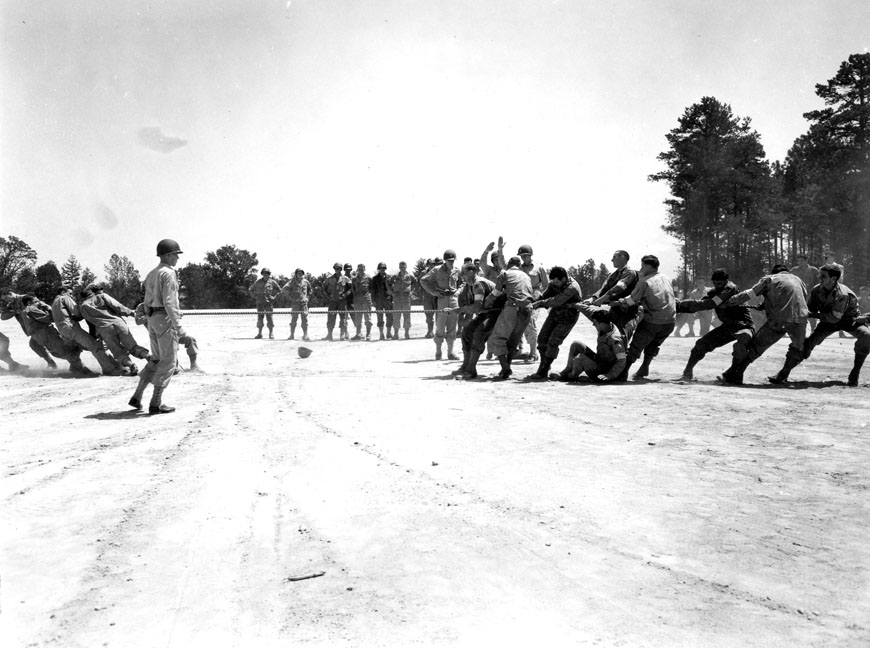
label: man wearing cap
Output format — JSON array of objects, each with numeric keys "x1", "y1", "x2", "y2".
[
  {"x1": 420, "y1": 250, "x2": 461, "y2": 360},
  {"x1": 674, "y1": 269, "x2": 754, "y2": 381},
  {"x1": 770, "y1": 263, "x2": 870, "y2": 386},
  {"x1": 281, "y1": 269, "x2": 311, "y2": 341},
  {"x1": 612, "y1": 254, "x2": 676, "y2": 380},
  {"x1": 324, "y1": 262, "x2": 352, "y2": 341},
  {"x1": 2, "y1": 287, "x2": 56, "y2": 369},
  {"x1": 389, "y1": 261, "x2": 416, "y2": 339},
  {"x1": 351, "y1": 263, "x2": 373, "y2": 341},
  {"x1": 20, "y1": 294, "x2": 97, "y2": 375},
  {"x1": 79, "y1": 285, "x2": 150, "y2": 376},
  {"x1": 50, "y1": 285, "x2": 120, "y2": 375},
  {"x1": 484, "y1": 254, "x2": 534, "y2": 379},
  {"x1": 371, "y1": 262, "x2": 394, "y2": 340},
  {"x1": 718, "y1": 264, "x2": 808, "y2": 385},
  {"x1": 127, "y1": 239, "x2": 184, "y2": 413},
  {"x1": 528, "y1": 266, "x2": 582, "y2": 379},
  {"x1": 249, "y1": 267, "x2": 281, "y2": 339}
]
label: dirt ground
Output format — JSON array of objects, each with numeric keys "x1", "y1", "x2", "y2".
[{"x1": 2, "y1": 310, "x2": 869, "y2": 647}]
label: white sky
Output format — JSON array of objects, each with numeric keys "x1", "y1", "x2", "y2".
[{"x1": 2, "y1": 0, "x2": 869, "y2": 281}]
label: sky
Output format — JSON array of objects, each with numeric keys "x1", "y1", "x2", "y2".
[{"x1": 2, "y1": 0, "x2": 869, "y2": 282}]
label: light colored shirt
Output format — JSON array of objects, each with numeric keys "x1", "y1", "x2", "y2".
[
  {"x1": 622, "y1": 271, "x2": 676, "y2": 324},
  {"x1": 143, "y1": 262, "x2": 182, "y2": 328}
]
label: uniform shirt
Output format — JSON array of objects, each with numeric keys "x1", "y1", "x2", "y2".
[
  {"x1": 324, "y1": 274, "x2": 352, "y2": 305},
  {"x1": 249, "y1": 276, "x2": 281, "y2": 305},
  {"x1": 596, "y1": 325, "x2": 627, "y2": 380},
  {"x1": 489, "y1": 267, "x2": 534, "y2": 307},
  {"x1": 521, "y1": 262, "x2": 549, "y2": 298},
  {"x1": 537, "y1": 278, "x2": 582, "y2": 316},
  {"x1": 389, "y1": 271, "x2": 416, "y2": 299},
  {"x1": 143, "y1": 262, "x2": 182, "y2": 328},
  {"x1": 859, "y1": 293, "x2": 870, "y2": 313},
  {"x1": 747, "y1": 273, "x2": 808, "y2": 324},
  {"x1": 371, "y1": 273, "x2": 392, "y2": 305},
  {"x1": 352, "y1": 273, "x2": 373, "y2": 301},
  {"x1": 51, "y1": 293, "x2": 84, "y2": 333},
  {"x1": 790, "y1": 264, "x2": 819, "y2": 290},
  {"x1": 281, "y1": 277, "x2": 311, "y2": 303},
  {"x1": 677, "y1": 281, "x2": 753, "y2": 330},
  {"x1": 808, "y1": 282, "x2": 859, "y2": 325},
  {"x1": 80, "y1": 293, "x2": 135, "y2": 329},
  {"x1": 24, "y1": 300, "x2": 56, "y2": 333},
  {"x1": 420, "y1": 264, "x2": 461, "y2": 298},
  {"x1": 593, "y1": 266, "x2": 639, "y2": 302},
  {"x1": 1, "y1": 293, "x2": 31, "y2": 335},
  {"x1": 622, "y1": 271, "x2": 676, "y2": 324}
]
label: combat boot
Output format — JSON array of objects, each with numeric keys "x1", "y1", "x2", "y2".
[
  {"x1": 148, "y1": 385, "x2": 175, "y2": 415},
  {"x1": 268, "y1": 328, "x2": 274, "y2": 339},
  {"x1": 288, "y1": 325, "x2": 296, "y2": 341},
  {"x1": 255, "y1": 327, "x2": 263, "y2": 339},
  {"x1": 768, "y1": 347, "x2": 803, "y2": 384},
  {"x1": 435, "y1": 344, "x2": 443, "y2": 360},
  {"x1": 386, "y1": 329, "x2": 392, "y2": 339},
  {"x1": 632, "y1": 355, "x2": 653, "y2": 380},
  {"x1": 680, "y1": 347, "x2": 704, "y2": 381},
  {"x1": 446, "y1": 340, "x2": 459, "y2": 361},
  {"x1": 495, "y1": 354, "x2": 512, "y2": 380},
  {"x1": 379, "y1": 326, "x2": 385, "y2": 340},
  {"x1": 404, "y1": 329, "x2": 410, "y2": 340},
  {"x1": 529, "y1": 355, "x2": 554, "y2": 380},
  {"x1": 365, "y1": 323, "x2": 372, "y2": 341}
]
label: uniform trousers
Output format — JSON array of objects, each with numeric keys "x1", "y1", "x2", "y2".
[
  {"x1": 487, "y1": 304, "x2": 532, "y2": 357},
  {"x1": 138, "y1": 312, "x2": 178, "y2": 390},
  {"x1": 537, "y1": 310, "x2": 580, "y2": 359}
]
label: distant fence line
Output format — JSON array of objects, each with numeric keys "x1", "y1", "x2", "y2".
[{"x1": 181, "y1": 307, "x2": 439, "y2": 317}]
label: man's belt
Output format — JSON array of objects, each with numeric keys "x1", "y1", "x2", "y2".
[{"x1": 147, "y1": 306, "x2": 167, "y2": 315}]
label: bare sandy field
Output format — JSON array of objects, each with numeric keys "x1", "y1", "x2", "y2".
[{"x1": 2, "y1": 311, "x2": 868, "y2": 647}]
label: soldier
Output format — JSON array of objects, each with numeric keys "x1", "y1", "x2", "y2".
[
  {"x1": 79, "y1": 285, "x2": 150, "y2": 376},
  {"x1": 515, "y1": 244, "x2": 548, "y2": 363},
  {"x1": 611, "y1": 254, "x2": 676, "y2": 380},
  {"x1": 674, "y1": 269, "x2": 754, "y2": 381},
  {"x1": 50, "y1": 285, "x2": 120, "y2": 375},
  {"x1": 478, "y1": 242, "x2": 503, "y2": 283},
  {"x1": 442, "y1": 262, "x2": 500, "y2": 380},
  {"x1": 718, "y1": 264, "x2": 808, "y2": 386},
  {"x1": 771, "y1": 264, "x2": 870, "y2": 386},
  {"x1": 420, "y1": 250, "x2": 461, "y2": 360},
  {"x1": 128, "y1": 238, "x2": 184, "y2": 414},
  {"x1": 351, "y1": 263, "x2": 373, "y2": 340},
  {"x1": 134, "y1": 289, "x2": 199, "y2": 372},
  {"x1": 1, "y1": 287, "x2": 49, "y2": 368},
  {"x1": 528, "y1": 266, "x2": 582, "y2": 379},
  {"x1": 419, "y1": 258, "x2": 439, "y2": 338},
  {"x1": 556, "y1": 311, "x2": 627, "y2": 382},
  {"x1": 249, "y1": 267, "x2": 281, "y2": 339},
  {"x1": 282, "y1": 268, "x2": 311, "y2": 341},
  {"x1": 389, "y1": 261, "x2": 416, "y2": 340},
  {"x1": 323, "y1": 262, "x2": 351, "y2": 341},
  {"x1": 20, "y1": 294, "x2": 96, "y2": 375},
  {"x1": 483, "y1": 254, "x2": 534, "y2": 380},
  {"x1": 859, "y1": 285, "x2": 870, "y2": 312},
  {"x1": 577, "y1": 250, "x2": 640, "y2": 343},
  {"x1": 371, "y1": 262, "x2": 394, "y2": 340}
]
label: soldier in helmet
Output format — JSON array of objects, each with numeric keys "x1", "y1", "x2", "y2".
[
  {"x1": 281, "y1": 268, "x2": 311, "y2": 341},
  {"x1": 324, "y1": 262, "x2": 352, "y2": 341},
  {"x1": 128, "y1": 238, "x2": 184, "y2": 414},
  {"x1": 389, "y1": 261, "x2": 416, "y2": 339},
  {"x1": 371, "y1": 262, "x2": 394, "y2": 340},
  {"x1": 420, "y1": 250, "x2": 461, "y2": 360},
  {"x1": 249, "y1": 267, "x2": 281, "y2": 339},
  {"x1": 351, "y1": 263, "x2": 373, "y2": 340}
]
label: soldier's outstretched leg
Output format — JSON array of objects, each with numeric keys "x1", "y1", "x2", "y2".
[{"x1": 849, "y1": 351, "x2": 868, "y2": 386}]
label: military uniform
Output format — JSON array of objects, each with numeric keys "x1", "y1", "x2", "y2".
[
  {"x1": 249, "y1": 271, "x2": 282, "y2": 338},
  {"x1": 22, "y1": 298, "x2": 92, "y2": 373},
  {"x1": 51, "y1": 290, "x2": 119, "y2": 374},
  {"x1": 371, "y1": 266, "x2": 394, "y2": 339},
  {"x1": 389, "y1": 267, "x2": 416, "y2": 339},
  {"x1": 564, "y1": 323, "x2": 627, "y2": 381},
  {"x1": 351, "y1": 270, "x2": 373, "y2": 340},
  {"x1": 535, "y1": 278, "x2": 582, "y2": 363},
  {"x1": 2, "y1": 291, "x2": 54, "y2": 368},
  {"x1": 720, "y1": 272, "x2": 808, "y2": 385},
  {"x1": 676, "y1": 280, "x2": 754, "y2": 379},
  {"x1": 616, "y1": 270, "x2": 676, "y2": 379},
  {"x1": 420, "y1": 258, "x2": 461, "y2": 358},
  {"x1": 80, "y1": 291, "x2": 150, "y2": 374},
  {"x1": 324, "y1": 267, "x2": 352, "y2": 340},
  {"x1": 281, "y1": 272, "x2": 312, "y2": 340},
  {"x1": 484, "y1": 264, "x2": 534, "y2": 378},
  {"x1": 584, "y1": 265, "x2": 641, "y2": 342}
]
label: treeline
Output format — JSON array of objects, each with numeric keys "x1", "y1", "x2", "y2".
[{"x1": 651, "y1": 52, "x2": 870, "y2": 290}]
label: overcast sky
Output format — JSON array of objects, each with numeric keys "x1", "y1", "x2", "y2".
[{"x1": 2, "y1": 0, "x2": 868, "y2": 281}]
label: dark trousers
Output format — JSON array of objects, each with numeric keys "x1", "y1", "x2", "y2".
[{"x1": 537, "y1": 311, "x2": 580, "y2": 359}]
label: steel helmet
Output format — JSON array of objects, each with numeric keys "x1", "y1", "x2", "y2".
[
  {"x1": 443, "y1": 249, "x2": 457, "y2": 261},
  {"x1": 517, "y1": 244, "x2": 533, "y2": 255},
  {"x1": 156, "y1": 238, "x2": 183, "y2": 256},
  {"x1": 295, "y1": 268, "x2": 305, "y2": 275},
  {"x1": 333, "y1": 262, "x2": 342, "y2": 270},
  {"x1": 261, "y1": 267, "x2": 271, "y2": 275}
]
